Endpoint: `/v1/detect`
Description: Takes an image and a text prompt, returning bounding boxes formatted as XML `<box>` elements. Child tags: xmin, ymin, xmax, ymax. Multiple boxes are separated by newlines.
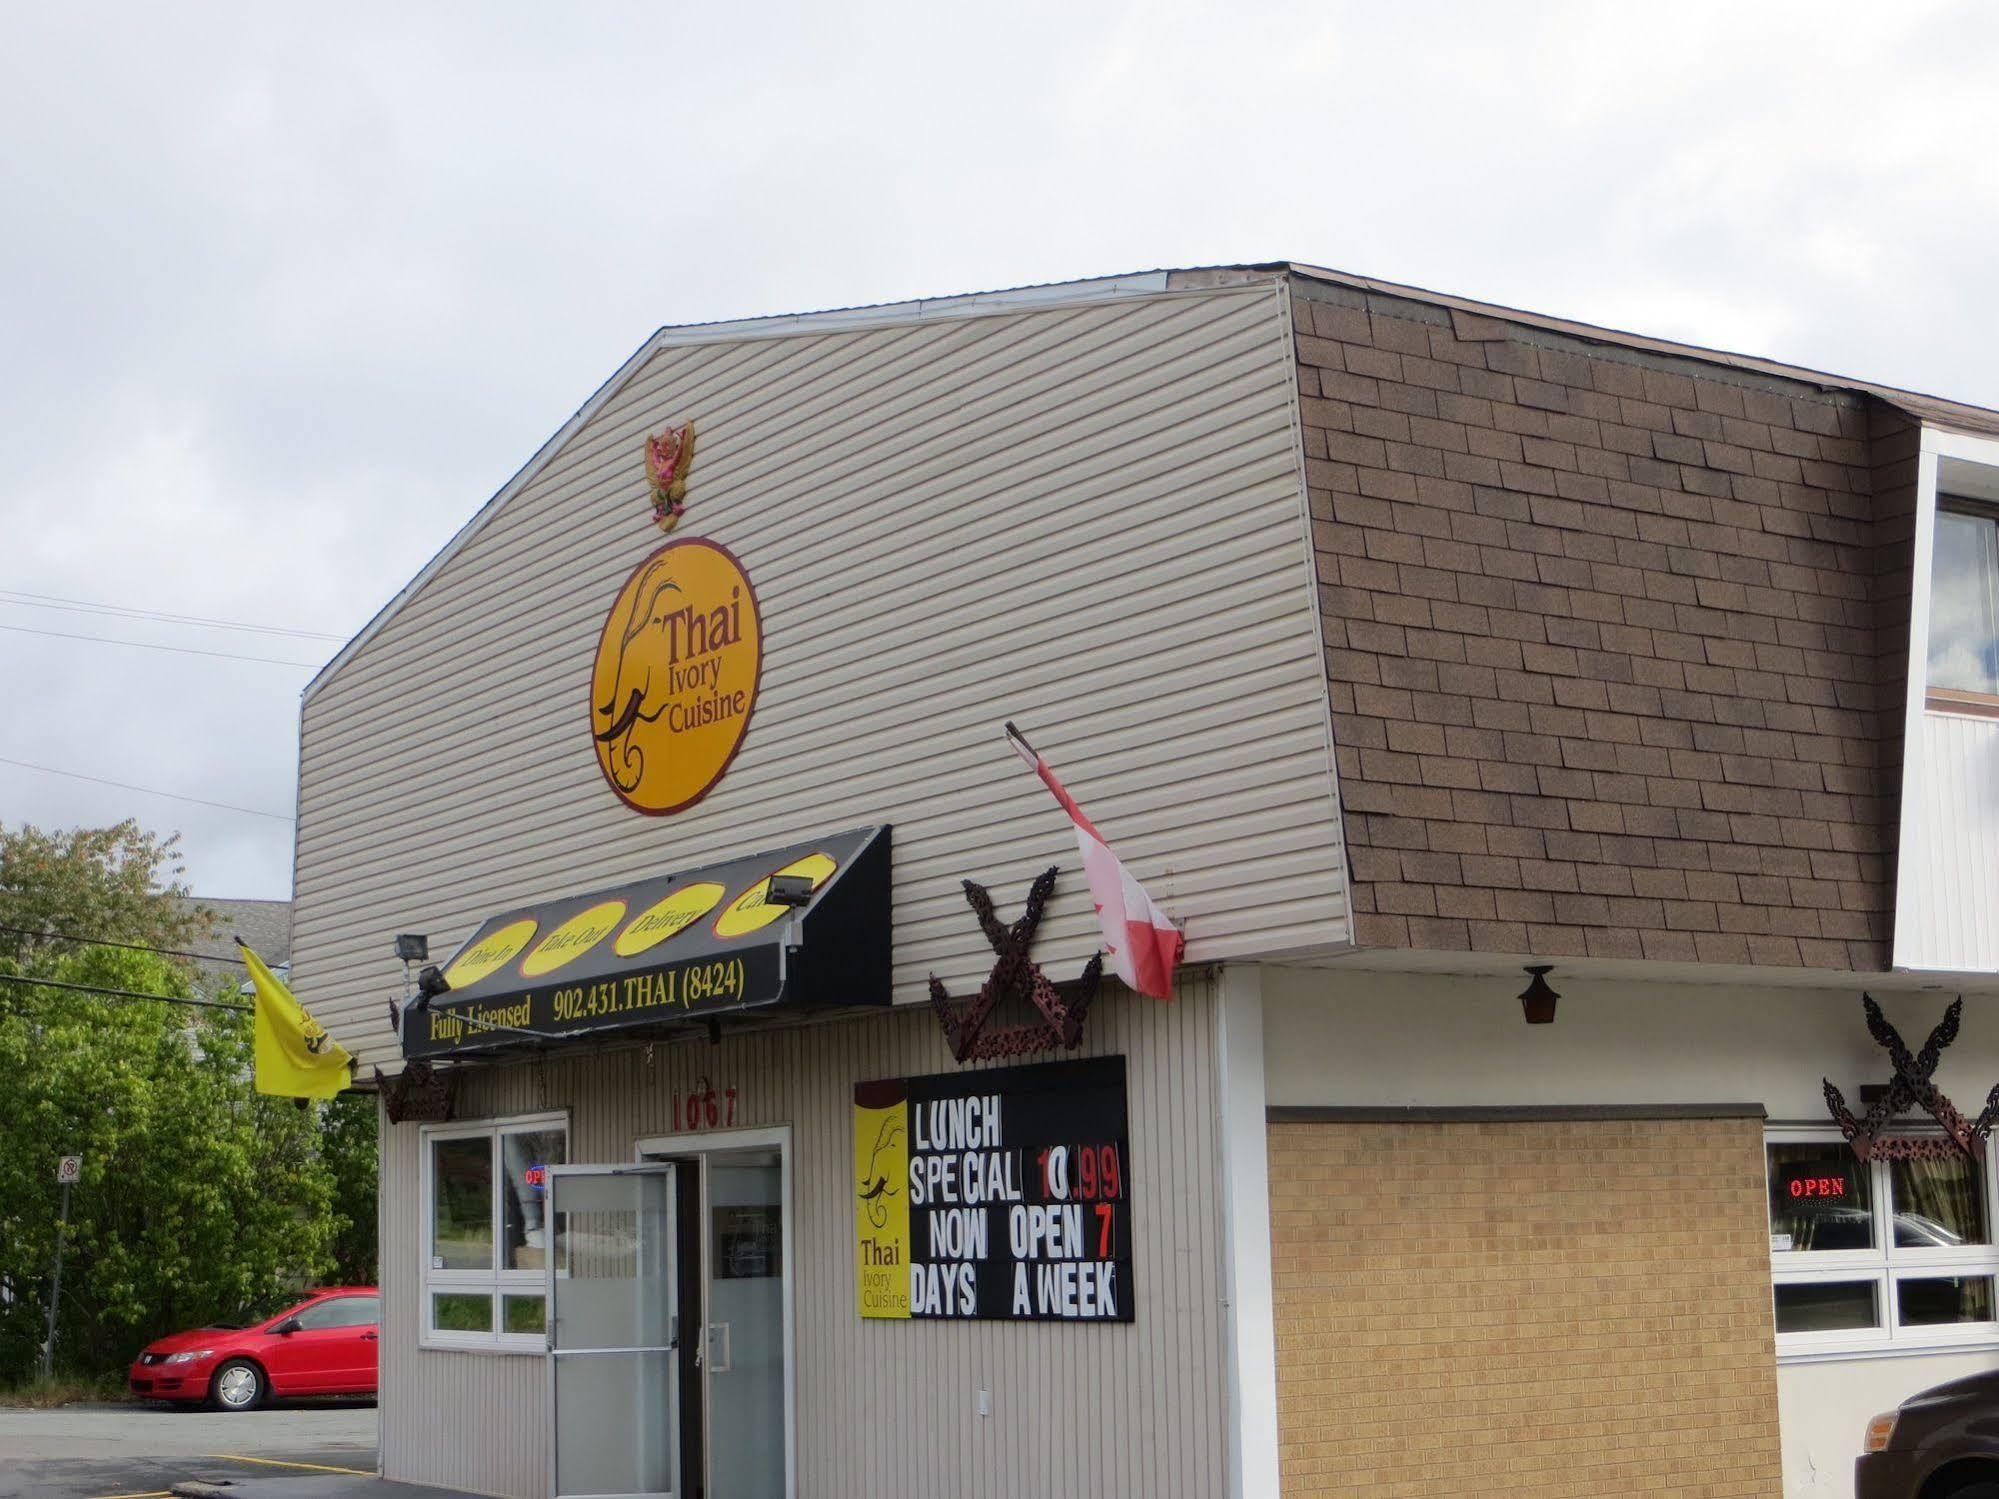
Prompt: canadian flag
<box><xmin>1007</xmin><ymin>722</ymin><xmax>1184</xmax><ymax>999</ymax></box>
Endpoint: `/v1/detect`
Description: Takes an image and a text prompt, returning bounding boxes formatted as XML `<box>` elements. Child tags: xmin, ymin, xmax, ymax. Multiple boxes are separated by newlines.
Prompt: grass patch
<box><xmin>0</xmin><ymin>1372</ymin><xmax>128</xmax><ymax>1407</ymax></box>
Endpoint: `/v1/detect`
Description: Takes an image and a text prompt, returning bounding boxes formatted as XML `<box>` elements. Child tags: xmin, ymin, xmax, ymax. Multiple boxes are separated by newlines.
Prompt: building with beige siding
<box><xmin>294</xmin><ymin>265</ymin><xmax>1999</xmax><ymax>1498</ymax></box>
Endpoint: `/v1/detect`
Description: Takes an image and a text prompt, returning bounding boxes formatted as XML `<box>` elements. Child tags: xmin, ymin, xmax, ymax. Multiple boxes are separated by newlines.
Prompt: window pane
<box><xmin>1928</xmin><ymin>509</ymin><xmax>1999</xmax><ymax>695</ymax></box>
<box><xmin>504</xmin><ymin>1295</ymin><xmax>547</xmax><ymax>1335</ymax></box>
<box><xmin>1775</xmin><ymin>1279</ymin><xmax>1880</xmax><ymax>1334</ymax></box>
<box><xmin>1898</xmin><ymin>1276</ymin><xmax>1996</xmax><ymax>1327</ymax></box>
<box><xmin>1767</xmin><ymin>1143</ymin><xmax>1871</xmax><ymax>1251</ymax></box>
<box><xmin>298</xmin><ymin>1296</ymin><xmax>378</xmax><ymax>1330</ymax></box>
<box><xmin>1890</xmin><ymin>1155</ymin><xmax>1989</xmax><ymax>1247</ymax></box>
<box><xmin>432</xmin><ymin>1292</ymin><xmax>493</xmax><ymax>1333</ymax></box>
<box><xmin>432</xmin><ymin>1136</ymin><xmax>494</xmax><ymax>1270</ymax></box>
<box><xmin>502</xmin><ymin>1127</ymin><xmax>566</xmax><ymax>1271</ymax></box>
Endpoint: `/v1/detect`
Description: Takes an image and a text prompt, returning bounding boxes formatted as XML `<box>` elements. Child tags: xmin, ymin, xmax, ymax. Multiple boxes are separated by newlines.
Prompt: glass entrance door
<box><xmin>704</xmin><ymin>1151</ymin><xmax>786</xmax><ymax>1499</ymax></box>
<box><xmin>547</xmin><ymin>1165</ymin><xmax>679</xmax><ymax>1499</ymax></box>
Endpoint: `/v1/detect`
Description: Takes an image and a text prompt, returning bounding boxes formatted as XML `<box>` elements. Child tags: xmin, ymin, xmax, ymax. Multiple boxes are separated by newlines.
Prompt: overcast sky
<box><xmin>3</xmin><ymin>0</ymin><xmax>1996</xmax><ymax>900</ymax></box>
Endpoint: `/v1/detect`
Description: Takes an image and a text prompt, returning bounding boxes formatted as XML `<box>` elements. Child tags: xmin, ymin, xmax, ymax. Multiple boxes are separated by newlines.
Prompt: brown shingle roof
<box><xmin>1291</xmin><ymin>271</ymin><xmax>1915</xmax><ymax>970</ymax></box>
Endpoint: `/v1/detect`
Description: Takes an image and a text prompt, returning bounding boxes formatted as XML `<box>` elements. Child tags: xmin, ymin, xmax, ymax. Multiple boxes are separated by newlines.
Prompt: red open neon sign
<box><xmin>1778</xmin><ymin>1160</ymin><xmax>1856</xmax><ymax>1206</ymax></box>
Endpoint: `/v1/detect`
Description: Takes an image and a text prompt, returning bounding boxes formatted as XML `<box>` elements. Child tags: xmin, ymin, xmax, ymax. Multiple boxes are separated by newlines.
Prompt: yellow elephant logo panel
<box><xmin>852</xmin><ymin>1081</ymin><xmax>911</xmax><ymax>1319</ymax></box>
<box><xmin>589</xmin><ymin>538</ymin><xmax>762</xmax><ymax>815</ymax></box>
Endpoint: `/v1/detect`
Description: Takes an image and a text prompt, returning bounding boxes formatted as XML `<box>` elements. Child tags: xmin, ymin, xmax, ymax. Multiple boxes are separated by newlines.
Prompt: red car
<box><xmin>128</xmin><ymin>1287</ymin><xmax>379</xmax><ymax>1410</ymax></box>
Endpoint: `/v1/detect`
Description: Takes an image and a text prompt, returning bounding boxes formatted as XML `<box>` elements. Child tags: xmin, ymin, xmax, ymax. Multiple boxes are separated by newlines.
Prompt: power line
<box><xmin>0</xmin><ymin>972</ymin><xmax>247</xmax><ymax>1012</ymax></box>
<box><xmin>0</xmin><ymin>620</ymin><xmax>320</xmax><ymax>668</ymax></box>
<box><xmin>0</xmin><ymin>590</ymin><xmax>346</xmax><ymax>642</ymax></box>
<box><xmin>0</xmin><ymin>756</ymin><xmax>295</xmax><ymax>821</ymax></box>
<box><xmin>0</xmin><ymin>924</ymin><xmax>251</xmax><ymax>967</ymax></box>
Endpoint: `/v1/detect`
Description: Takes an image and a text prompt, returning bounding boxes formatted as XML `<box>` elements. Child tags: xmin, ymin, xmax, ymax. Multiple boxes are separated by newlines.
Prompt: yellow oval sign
<box><xmin>520</xmin><ymin>900</ymin><xmax>628</xmax><ymax>979</ymax></box>
<box><xmin>590</xmin><ymin>538</ymin><xmax>762</xmax><ymax>815</ymax></box>
<box><xmin>714</xmin><ymin>853</ymin><xmax>838</xmax><ymax>939</ymax></box>
<box><xmin>614</xmin><ymin>882</ymin><xmax>727</xmax><ymax>958</ymax></box>
<box><xmin>443</xmin><ymin>918</ymin><xmax>539</xmax><ymax>990</ymax></box>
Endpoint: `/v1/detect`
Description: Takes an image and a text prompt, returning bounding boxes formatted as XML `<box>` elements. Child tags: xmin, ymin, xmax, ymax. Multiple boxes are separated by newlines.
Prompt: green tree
<box><xmin>0</xmin><ymin>821</ymin><xmax>375</xmax><ymax>1383</ymax></box>
<box><xmin>0</xmin><ymin>821</ymin><xmax>201</xmax><ymax>963</ymax></box>
<box><xmin>321</xmin><ymin>1092</ymin><xmax>380</xmax><ymax>1285</ymax></box>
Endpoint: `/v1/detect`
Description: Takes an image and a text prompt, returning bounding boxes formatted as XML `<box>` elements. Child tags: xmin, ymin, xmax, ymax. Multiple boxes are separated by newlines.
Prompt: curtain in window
<box><xmin>1892</xmin><ymin>1155</ymin><xmax>1987</xmax><ymax>1247</ymax></box>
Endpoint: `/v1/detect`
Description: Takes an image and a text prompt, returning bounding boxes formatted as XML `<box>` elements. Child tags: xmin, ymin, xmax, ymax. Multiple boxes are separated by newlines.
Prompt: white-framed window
<box><xmin>1768</xmin><ymin>1127</ymin><xmax>1999</xmax><ymax>1359</ymax></box>
<box><xmin>1926</xmin><ymin>498</ymin><xmax>1999</xmax><ymax>713</ymax></box>
<box><xmin>420</xmin><ymin>1112</ymin><xmax>568</xmax><ymax>1351</ymax></box>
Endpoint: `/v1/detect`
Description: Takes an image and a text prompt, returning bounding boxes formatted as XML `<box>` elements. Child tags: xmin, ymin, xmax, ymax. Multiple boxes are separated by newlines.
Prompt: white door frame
<box><xmin>633</xmin><ymin>1124</ymin><xmax>795</xmax><ymax>1499</ymax></box>
<box><xmin>544</xmin><ymin>1161</ymin><xmax>681</xmax><ymax>1499</ymax></box>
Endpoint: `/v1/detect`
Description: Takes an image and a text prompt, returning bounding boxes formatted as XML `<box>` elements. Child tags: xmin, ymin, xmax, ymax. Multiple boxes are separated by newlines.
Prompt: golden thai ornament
<box><xmin>644</xmin><ymin>421</ymin><xmax>697</xmax><ymax>533</ymax></box>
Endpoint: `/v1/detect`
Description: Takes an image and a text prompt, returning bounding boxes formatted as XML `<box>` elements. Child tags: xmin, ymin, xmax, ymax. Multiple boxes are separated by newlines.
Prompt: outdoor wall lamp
<box><xmin>1519</xmin><ymin>964</ymin><xmax>1560</xmax><ymax>1024</ymax></box>
<box><xmin>766</xmin><ymin>873</ymin><xmax>815</xmax><ymax>907</ymax></box>
<box><xmin>392</xmin><ymin>934</ymin><xmax>435</xmax><ymax>1036</ymax></box>
<box><xmin>414</xmin><ymin>964</ymin><xmax>450</xmax><ymax>1009</ymax></box>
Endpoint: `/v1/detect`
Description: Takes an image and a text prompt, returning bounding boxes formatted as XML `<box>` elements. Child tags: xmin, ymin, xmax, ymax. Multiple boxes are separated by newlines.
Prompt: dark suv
<box><xmin>1857</xmin><ymin>1368</ymin><xmax>1999</xmax><ymax>1498</ymax></box>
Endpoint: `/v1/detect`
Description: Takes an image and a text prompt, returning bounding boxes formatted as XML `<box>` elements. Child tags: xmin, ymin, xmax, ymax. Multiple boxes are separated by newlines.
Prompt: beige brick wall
<box><xmin>1269</xmin><ymin>1116</ymin><xmax>1782</xmax><ymax>1496</ymax></box>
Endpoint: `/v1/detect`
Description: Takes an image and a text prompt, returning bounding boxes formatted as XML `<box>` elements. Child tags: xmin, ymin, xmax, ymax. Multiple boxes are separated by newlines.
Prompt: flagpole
<box><xmin>999</xmin><ymin>717</ymin><xmax>1185</xmax><ymax>1001</ymax></box>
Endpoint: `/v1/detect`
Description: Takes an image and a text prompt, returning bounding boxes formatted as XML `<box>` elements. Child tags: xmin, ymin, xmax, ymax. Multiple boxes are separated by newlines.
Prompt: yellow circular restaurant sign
<box><xmin>614</xmin><ymin>882</ymin><xmax>726</xmax><ymax>958</ymax></box>
<box><xmin>442</xmin><ymin>918</ymin><xmax>539</xmax><ymax>990</ymax></box>
<box><xmin>521</xmin><ymin>900</ymin><xmax>628</xmax><ymax>979</ymax></box>
<box><xmin>589</xmin><ymin>539</ymin><xmax>762</xmax><ymax>815</ymax></box>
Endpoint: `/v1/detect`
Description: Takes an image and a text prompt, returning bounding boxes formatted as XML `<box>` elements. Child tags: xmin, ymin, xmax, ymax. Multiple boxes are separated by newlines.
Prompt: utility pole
<box><xmin>42</xmin><ymin>1154</ymin><xmax>80</xmax><ymax>1380</ymax></box>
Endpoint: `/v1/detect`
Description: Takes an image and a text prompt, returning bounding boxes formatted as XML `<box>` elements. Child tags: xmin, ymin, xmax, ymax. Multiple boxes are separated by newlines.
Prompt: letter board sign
<box><xmin>852</xmin><ymin>1055</ymin><xmax>1133</xmax><ymax>1323</ymax></box>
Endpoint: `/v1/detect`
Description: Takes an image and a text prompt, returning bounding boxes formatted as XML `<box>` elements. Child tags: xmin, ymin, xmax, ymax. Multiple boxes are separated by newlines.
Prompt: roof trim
<box><xmin>301</xmin><ymin>269</ymin><xmax>1184</xmax><ymax>704</ymax></box>
<box><xmin>1283</xmin><ymin>259</ymin><xmax>1999</xmax><ymax>439</ymax></box>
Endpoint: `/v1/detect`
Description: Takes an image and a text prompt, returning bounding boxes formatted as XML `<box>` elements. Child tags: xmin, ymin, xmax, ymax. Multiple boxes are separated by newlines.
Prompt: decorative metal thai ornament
<box><xmin>644</xmin><ymin>421</ymin><xmax>697</xmax><ymax>533</ymax></box>
<box><xmin>928</xmin><ymin>867</ymin><xmax>1103</xmax><ymax>1063</ymax></box>
<box><xmin>1822</xmin><ymin>995</ymin><xmax>1999</xmax><ymax>1162</ymax></box>
<box><xmin>377</xmin><ymin>1059</ymin><xmax>456</xmax><ymax>1124</ymax></box>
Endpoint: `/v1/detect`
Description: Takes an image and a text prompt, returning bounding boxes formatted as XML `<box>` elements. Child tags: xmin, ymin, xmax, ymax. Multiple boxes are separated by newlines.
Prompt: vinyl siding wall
<box><xmin>1897</xmin><ymin>708</ymin><xmax>1999</xmax><ymax>970</ymax></box>
<box><xmin>294</xmin><ymin>282</ymin><xmax>1346</xmax><ymax>1075</ymax></box>
<box><xmin>379</xmin><ymin>978</ymin><xmax>1229</xmax><ymax>1499</ymax></box>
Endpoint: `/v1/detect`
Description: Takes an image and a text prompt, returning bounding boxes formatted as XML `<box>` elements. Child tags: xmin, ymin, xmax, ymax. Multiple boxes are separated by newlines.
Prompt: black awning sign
<box><xmin>403</xmin><ymin>825</ymin><xmax>889</xmax><ymax>1060</ymax></box>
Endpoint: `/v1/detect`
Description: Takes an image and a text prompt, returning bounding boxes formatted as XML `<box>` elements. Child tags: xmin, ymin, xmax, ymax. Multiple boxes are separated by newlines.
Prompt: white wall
<box><xmin>1261</xmin><ymin>965</ymin><xmax>1999</xmax><ymax>1122</ymax></box>
<box><xmin>1780</xmin><ymin>1351</ymin><xmax>1996</xmax><ymax>1497</ymax></box>
<box><xmin>1892</xmin><ymin>432</ymin><xmax>1999</xmax><ymax>974</ymax></box>
<box><xmin>1899</xmin><ymin>708</ymin><xmax>1999</xmax><ymax>972</ymax></box>
<box><xmin>1262</xmin><ymin>963</ymin><xmax>1999</xmax><ymax>1498</ymax></box>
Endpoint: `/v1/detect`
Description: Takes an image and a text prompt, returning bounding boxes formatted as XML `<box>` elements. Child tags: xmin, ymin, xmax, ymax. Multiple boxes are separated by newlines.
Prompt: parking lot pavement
<box><xmin>0</xmin><ymin>1400</ymin><xmax>376</xmax><ymax>1499</ymax></box>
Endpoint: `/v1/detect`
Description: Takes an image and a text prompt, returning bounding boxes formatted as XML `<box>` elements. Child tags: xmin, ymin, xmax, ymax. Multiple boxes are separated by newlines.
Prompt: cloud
<box><xmin>3</xmin><ymin>0</ymin><xmax>1997</xmax><ymax>895</ymax></box>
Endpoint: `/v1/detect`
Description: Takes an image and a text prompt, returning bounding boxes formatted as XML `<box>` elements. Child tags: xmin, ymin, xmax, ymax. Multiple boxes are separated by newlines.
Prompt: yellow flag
<box><xmin>238</xmin><ymin>940</ymin><xmax>351</xmax><ymax>1099</ymax></box>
